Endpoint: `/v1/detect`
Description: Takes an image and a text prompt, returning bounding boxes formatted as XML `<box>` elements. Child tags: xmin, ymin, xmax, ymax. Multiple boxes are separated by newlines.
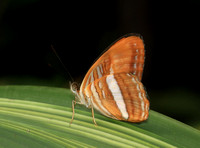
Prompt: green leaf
<box><xmin>0</xmin><ymin>85</ymin><xmax>200</xmax><ymax>148</ymax></box>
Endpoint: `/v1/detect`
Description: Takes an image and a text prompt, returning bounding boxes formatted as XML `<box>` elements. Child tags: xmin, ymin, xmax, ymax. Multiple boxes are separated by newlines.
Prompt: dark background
<box><xmin>0</xmin><ymin>0</ymin><xmax>200</xmax><ymax>128</ymax></box>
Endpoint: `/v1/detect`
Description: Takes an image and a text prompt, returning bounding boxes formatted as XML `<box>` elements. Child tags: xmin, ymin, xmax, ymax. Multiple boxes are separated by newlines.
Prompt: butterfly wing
<box><xmin>80</xmin><ymin>35</ymin><xmax>145</xmax><ymax>95</ymax></box>
<box><xmin>77</xmin><ymin>34</ymin><xmax>149</xmax><ymax>121</ymax></box>
<box><xmin>84</xmin><ymin>73</ymin><xmax>149</xmax><ymax>122</ymax></box>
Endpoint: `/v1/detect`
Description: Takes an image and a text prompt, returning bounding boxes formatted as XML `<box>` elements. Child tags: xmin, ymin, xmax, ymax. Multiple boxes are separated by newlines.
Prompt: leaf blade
<box><xmin>0</xmin><ymin>85</ymin><xmax>200</xmax><ymax>148</ymax></box>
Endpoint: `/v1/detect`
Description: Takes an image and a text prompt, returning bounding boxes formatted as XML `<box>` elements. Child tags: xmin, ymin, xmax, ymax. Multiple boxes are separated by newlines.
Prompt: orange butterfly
<box><xmin>70</xmin><ymin>34</ymin><xmax>149</xmax><ymax>125</ymax></box>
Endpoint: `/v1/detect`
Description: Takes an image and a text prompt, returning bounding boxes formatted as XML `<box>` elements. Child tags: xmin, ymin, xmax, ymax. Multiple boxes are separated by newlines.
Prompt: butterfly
<box><xmin>70</xmin><ymin>34</ymin><xmax>149</xmax><ymax>125</ymax></box>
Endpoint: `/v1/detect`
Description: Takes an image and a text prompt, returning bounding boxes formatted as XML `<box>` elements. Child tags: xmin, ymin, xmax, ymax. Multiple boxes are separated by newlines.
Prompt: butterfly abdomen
<box><xmin>84</xmin><ymin>73</ymin><xmax>149</xmax><ymax>122</ymax></box>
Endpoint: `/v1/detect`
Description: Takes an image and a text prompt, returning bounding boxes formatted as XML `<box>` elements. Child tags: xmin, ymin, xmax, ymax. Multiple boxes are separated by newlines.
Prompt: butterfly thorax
<box><xmin>70</xmin><ymin>82</ymin><xmax>91</xmax><ymax>108</ymax></box>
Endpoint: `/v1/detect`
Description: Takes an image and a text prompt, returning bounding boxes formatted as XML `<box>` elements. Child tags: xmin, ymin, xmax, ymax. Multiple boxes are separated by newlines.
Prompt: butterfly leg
<box><xmin>69</xmin><ymin>100</ymin><xmax>76</xmax><ymax>125</ymax></box>
<box><xmin>91</xmin><ymin>102</ymin><xmax>97</xmax><ymax>126</ymax></box>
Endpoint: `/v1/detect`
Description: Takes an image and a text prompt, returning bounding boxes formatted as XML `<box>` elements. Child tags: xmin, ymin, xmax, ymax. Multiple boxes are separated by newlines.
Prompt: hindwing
<box><xmin>84</xmin><ymin>73</ymin><xmax>149</xmax><ymax>122</ymax></box>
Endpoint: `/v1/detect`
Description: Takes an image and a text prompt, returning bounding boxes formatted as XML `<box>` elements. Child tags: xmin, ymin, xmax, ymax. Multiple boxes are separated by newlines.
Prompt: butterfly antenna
<box><xmin>51</xmin><ymin>45</ymin><xmax>74</xmax><ymax>82</ymax></box>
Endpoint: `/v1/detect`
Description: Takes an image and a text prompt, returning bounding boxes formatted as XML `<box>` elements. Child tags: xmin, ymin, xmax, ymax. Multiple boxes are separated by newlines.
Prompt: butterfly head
<box><xmin>70</xmin><ymin>81</ymin><xmax>79</xmax><ymax>93</ymax></box>
<box><xmin>70</xmin><ymin>81</ymin><xmax>81</xmax><ymax>100</ymax></box>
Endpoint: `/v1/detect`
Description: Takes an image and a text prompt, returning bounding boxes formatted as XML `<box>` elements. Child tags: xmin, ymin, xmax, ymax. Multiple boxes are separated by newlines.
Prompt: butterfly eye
<box><xmin>70</xmin><ymin>82</ymin><xmax>79</xmax><ymax>94</ymax></box>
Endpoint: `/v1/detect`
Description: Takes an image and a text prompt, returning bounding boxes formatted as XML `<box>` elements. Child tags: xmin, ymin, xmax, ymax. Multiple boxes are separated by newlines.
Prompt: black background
<box><xmin>0</xmin><ymin>0</ymin><xmax>200</xmax><ymax>127</ymax></box>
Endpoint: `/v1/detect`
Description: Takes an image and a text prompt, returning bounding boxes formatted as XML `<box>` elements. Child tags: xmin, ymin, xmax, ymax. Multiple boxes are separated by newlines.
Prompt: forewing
<box><xmin>80</xmin><ymin>35</ymin><xmax>145</xmax><ymax>93</ymax></box>
<box><xmin>84</xmin><ymin>73</ymin><xmax>149</xmax><ymax>122</ymax></box>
